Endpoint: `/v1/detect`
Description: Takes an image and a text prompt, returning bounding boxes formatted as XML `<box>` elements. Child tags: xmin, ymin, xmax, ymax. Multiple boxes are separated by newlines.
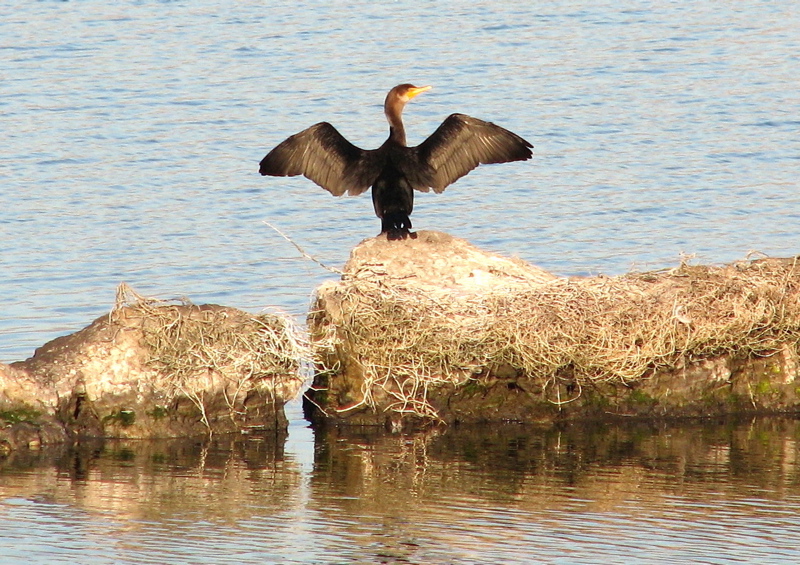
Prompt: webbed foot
<box><xmin>381</xmin><ymin>213</ymin><xmax>415</xmax><ymax>241</ymax></box>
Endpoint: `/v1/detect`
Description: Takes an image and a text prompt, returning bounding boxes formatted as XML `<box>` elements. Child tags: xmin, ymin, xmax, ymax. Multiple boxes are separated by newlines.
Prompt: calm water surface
<box><xmin>2</xmin><ymin>411</ymin><xmax>800</xmax><ymax>565</ymax></box>
<box><xmin>2</xmin><ymin>1</ymin><xmax>800</xmax><ymax>562</ymax></box>
<box><xmin>2</xmin><ymin>0</ymin><xmax>798</xmax><ymax>361</ymax></box>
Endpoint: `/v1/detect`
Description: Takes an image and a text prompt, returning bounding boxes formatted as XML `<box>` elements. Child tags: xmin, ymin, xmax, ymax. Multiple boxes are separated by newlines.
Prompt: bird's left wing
<box><xmin>259</xmin><ymin>122</ymin><xmax>381</xmax><ymax>196</ymax></box>
<box><xmin>414</xmin><ymin>114</ymin><xmax>533</xmax><ymax>193</ymax></box>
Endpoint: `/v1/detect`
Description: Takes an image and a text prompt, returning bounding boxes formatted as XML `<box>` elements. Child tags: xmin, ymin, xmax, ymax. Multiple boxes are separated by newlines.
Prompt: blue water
<box><xmin>1</xmin><ymin>1</ymin><xmax>800</xmax><ymax>562</ymax></box>
<box><xmin>2</xmin><ymin>1</ymin><xmax>798</xmax><ymax>363</ymax></box>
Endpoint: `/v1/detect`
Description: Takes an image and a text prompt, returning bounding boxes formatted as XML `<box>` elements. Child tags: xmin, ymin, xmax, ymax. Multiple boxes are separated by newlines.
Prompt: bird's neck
<box><xmin>385</xmin><ymin>107</ymin><xmax>407</xmax><ymax>146</ymax></box>
<box><xmin>388</xmin><ymin>125</ymin><xmax>407</xmax><ymax>146</ymax></box>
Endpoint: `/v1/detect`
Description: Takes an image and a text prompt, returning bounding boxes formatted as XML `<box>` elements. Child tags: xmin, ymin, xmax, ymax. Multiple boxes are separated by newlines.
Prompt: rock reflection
<box><xmin>299</xmin><ymin>419</ymin><xmax>799</xmax><ymax>563</ymax></box>
<box><xmin>0</xmin><ymin>432</ymin><xmax>302</xmax><ymax>522</ymax></box>
<box><xmin>311</xmin><ymin>418</ymin><xmax>800</xmax><ymax>514</ymax></box>
<box><xmin>0</xmin><ymin>419</ymin><xmax>800</xmax><ymax>536</ymax></box>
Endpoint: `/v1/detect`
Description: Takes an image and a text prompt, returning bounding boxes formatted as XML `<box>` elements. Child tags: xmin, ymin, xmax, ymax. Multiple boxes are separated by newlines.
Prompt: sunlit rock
<box><xmin>1</xmin><ymin>289</ymin><xmax>305</xmax><ymax>450</ymax></box>
<box><xmin>307</xmin><ymin>232</ymin><xmax>800</xmax><ymax>427</ymax></box>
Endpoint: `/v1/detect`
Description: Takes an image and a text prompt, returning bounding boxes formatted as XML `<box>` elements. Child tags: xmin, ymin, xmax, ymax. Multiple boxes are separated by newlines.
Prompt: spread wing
<box><xmin>414</xmin><ymin>114</ymin><xmax>533</xmax><ymax>193</ymax></box>
<box><xmin>259</xmin><ymin>122</ymin><xmax>382</xmax><ymax>196</ymax></box>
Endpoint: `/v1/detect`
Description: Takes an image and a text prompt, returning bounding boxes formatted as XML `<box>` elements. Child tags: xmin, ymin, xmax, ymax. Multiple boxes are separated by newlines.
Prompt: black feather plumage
<box><xmin>259</xmin><ymin>85</ymin><xmax>532</xmax><ymax>239</ymax></box>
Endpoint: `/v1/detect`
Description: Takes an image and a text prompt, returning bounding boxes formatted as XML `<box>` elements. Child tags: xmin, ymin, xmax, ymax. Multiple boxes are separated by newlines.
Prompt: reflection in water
<box><xmin>0</xmin><ymin>432</ymin><xmax>296</xmax><ymax>523</ymax></box>
<box><xmin>307</xmin><ymin>419</ymin><xmax>800</xmax><ymax>563</ymax></box>
<box><xmin>313</xmin><ymin>419</ymin><xmax>800</xmax><ymax>508</ymax></box>
<box><xmin>5</xmin><ymin>419</ymin><xmax>795</xmax><ymax>563</ymax></box>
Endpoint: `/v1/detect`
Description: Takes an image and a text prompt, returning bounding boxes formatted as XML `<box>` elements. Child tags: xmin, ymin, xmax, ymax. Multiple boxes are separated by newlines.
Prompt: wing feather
<box><xmin>415</xmin><ymin>114</ymin><xmax>533</xmax><ymax>193</ymax></box>
<box><xmin>259</xmin><ymin>122</ymin><xmax>381</xmax><ymax>196</ymax></box>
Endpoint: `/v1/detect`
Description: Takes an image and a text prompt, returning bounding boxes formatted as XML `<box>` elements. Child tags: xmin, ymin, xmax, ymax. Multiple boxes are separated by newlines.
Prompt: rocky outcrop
<box><xmin>307</xmin><ymin>231</ymin><xmax>800</xmax><ymax>427</ymax></box>
<box><xmin>1</xmin><ymin>295</ymin><xmax>304</xmax><ymax>451</ymax></box>
<box><xmin>5</xmin><ymin>234</ymin><xmax>800</xmax><ymax>444</ymax></box>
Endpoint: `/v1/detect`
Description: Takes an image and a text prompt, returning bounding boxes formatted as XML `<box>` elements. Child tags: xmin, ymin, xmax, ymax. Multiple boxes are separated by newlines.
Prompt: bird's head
<box><xmin>384</xmin><ymin>84</ymin><xmax>431</xmax><ymax>119</ymax></box>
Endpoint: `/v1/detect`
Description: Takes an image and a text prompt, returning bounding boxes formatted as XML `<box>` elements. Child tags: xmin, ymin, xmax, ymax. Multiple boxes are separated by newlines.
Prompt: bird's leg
<box><xmin>403</xmin><ymin>215</ymin><xmax>417</xmax><ymax>239</ymax></box>
<box><xmin>381</xmin><ymin>212</ymin><xmax>415</xmax><ymax>240</ymax></box>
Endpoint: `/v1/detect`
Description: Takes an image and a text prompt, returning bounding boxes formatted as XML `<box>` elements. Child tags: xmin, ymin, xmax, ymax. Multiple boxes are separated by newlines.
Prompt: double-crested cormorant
<box><xmin>259</xmin><ymin>84</ymin><xmax>533</xmax><ymax>239</ymax></box>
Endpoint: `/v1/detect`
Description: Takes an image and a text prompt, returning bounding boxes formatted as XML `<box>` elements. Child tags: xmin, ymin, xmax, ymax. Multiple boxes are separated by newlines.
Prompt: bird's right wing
<box><xmin>415</xmin><ymin>114</ymin><xmax>533</xmax><ymax>193</ymax></box>
<box><xmin>259</xmin><ymin>122</ymin><xmax>381</xmax><ymax>196</ymax></box>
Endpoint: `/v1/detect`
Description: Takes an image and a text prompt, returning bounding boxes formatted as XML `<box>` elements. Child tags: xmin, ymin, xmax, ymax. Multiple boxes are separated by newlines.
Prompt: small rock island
<box><xmin>1</xmin><ymin>286</ymin><xmax>304</xmax><ymax>452</ymax></box>
<box><xmin>3</xmin><ymin>232</ymin><xmax>800</xmax><ymax>451</ymax></box>
<box><xmin>307</xmin><ymin>231</ymin><xmax>800</xmax><ymax>428</ymax></box>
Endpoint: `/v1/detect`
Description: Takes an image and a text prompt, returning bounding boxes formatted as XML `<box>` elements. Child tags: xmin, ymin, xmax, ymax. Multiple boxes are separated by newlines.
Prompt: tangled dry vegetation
<box><xmin>114</xmin><ymin>284</ymin><xmax>306</xmax><ymax>424</ymax></box>
<box><xmin>314</xmin><ymin>256</ymin><xmax>800</xmax><ymax>419</ymax></box>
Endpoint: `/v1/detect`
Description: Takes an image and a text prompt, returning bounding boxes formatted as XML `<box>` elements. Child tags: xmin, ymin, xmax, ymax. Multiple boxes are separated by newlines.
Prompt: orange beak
<box><xmin>407</xmin><ymin>85</ymin><xmax>432</xmax><ymax>99</ymax></box>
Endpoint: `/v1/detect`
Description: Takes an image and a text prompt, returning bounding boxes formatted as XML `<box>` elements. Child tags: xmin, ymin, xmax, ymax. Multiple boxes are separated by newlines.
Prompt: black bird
<box><xmin>259</xmin><ymin>84</ymin><xmax>533</xmax><ymax>240</ymax></box>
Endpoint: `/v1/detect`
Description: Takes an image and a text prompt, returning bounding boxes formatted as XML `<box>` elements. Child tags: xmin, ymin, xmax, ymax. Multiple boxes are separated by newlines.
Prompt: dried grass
<box><xmin>113</xmin><ymin>284</ymin><xmax>306</xmax><ymax>427</ymax></box>
<box><xmin>313</xmin><ymin>257</ymin><xmax>800</xmax><ymax>420</ymax></box>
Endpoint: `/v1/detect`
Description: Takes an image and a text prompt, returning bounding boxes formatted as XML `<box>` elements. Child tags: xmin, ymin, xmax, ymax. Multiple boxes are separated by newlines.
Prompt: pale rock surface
<box><xmin>1</xmin><ymin>303</ymin><xmax>303</xmax><ymax>451</ymax></box>
<box><xmin>307</xmin><ymin>230</ymin><xmax>559</xmax><ymax>426</ymax></box>
<box><xmin>343</xmin><ymin>230</ymin><xmax>556</xmax><ymax>294</ymax></box>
